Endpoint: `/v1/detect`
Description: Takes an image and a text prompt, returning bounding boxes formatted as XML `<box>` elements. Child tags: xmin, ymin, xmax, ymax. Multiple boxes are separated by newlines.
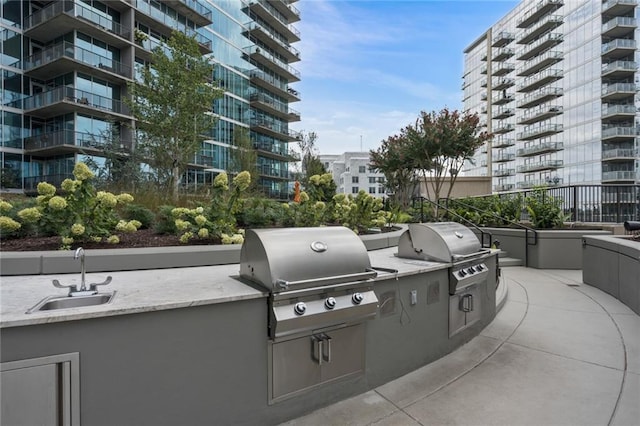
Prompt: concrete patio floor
<box><xmin>280</xmin><ymin>267</ymin><xmax>640</xmax><ymax>426</ymax></box>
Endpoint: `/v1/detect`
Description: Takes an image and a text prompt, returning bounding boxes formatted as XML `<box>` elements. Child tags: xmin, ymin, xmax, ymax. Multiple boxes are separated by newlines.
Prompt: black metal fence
<box><xmin>490</xmin><ymin>185</ymin><xmax>639</xmax><ymax>223</ymax></box>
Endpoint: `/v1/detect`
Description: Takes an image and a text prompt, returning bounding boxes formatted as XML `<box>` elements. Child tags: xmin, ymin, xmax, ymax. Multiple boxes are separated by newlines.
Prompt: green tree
<box><xmin>127</xmin><ymin>30</ymin><xmax>223</xmax><ymax>201</ymax></box>
<box><xmin>405</xmin><ymin>108</ymin><xmax>491</xmax><ymax>215</ymax></box>
<box><xmin>229</xmin><ymin>126</ymin><xmax>258</xmax><ymax>190</ymax></box>
<box><xmin>295</xmin><ymin>131</ymin><xmax>326</xmax><ymax>188</ymax></box>
<box><xmin>369</xmin><ymin>134</ymin><xmax>417</xmax><ymax>209</ymax></box>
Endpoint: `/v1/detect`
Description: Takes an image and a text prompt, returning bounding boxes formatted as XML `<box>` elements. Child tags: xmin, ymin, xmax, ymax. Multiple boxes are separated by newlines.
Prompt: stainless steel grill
<box><xmin>397</xmin><ymin>222</ymin><xmax>492</xmax><ymax>337</ymax></box>
<box><xmin>239</xmin><ymin>226</ymin><xmax>379</xmax><ymax>402</ymax></box>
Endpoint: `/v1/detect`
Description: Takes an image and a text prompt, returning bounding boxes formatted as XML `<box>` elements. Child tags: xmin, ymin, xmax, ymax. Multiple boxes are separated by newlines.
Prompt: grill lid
<box><xmin>397</xmin><ymin>222</ymin><xmax>482</xmax><ymax>262</ymax></box>
<box><xmin>239</xmin><ymin>227</ymin><xmax>375</xmax><ymax>292</ymax></box>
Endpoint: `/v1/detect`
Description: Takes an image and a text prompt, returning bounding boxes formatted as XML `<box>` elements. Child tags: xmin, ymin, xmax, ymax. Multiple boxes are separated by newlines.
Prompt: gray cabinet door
<box><xmin>271</xmin><ymin>335</ymin><xmax>322</xmax><ymax>400</ymax></box>
<box><xmin>321</xmin><ymin>323</ymin><xmax>365</xmax><ymax>382</ymax></box>
<box><xmin>1</xmin><ymin>353</ymin><xmax>80</xmax><ymax>426</ymax></box>
<box><xmin>1</xmin><ymin>363</ymin><xmax>59</xmax><ymax>426</ymax></box>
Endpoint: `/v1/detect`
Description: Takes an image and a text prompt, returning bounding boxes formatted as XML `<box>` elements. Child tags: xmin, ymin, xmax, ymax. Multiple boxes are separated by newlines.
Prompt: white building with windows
<box><xmin>319</xmin><ymin>152</ymin><xmax>387</xmax><ymax>198</ymax></box>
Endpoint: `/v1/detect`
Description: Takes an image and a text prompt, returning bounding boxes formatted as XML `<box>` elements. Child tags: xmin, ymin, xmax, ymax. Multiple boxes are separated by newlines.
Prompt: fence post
<box><xmin>572</xmin><ymin>185</ymin><xmax>578</xmax><ymax>222</ymax></box>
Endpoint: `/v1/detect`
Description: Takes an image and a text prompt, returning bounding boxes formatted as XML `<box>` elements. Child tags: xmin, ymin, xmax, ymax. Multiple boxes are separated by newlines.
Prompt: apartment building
<box><xmin>0</xmin><ymin>0</ymin><xmax>300</xmax><ymax>200</ymax></box>
<box><xmin>320</xmin><ymin>152</ymin><xmax>387</xmax><ymax>198</ymax></box>
<box><xmin>463</xmin><ymin>0</ymin><xmax>639</xmax><ymax>217</ymax></box>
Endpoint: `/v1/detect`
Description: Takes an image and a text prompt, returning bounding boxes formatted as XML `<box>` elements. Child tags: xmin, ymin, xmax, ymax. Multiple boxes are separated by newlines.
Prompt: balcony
<box><xmin>601</xmin><ymin>60</ymin><xmax>638</xmax><ymax>78</ymax></box>
<box><xmin>493</xmin><ymin>137</ymin><xmax>515</xmax><ymax>148</ymax></box>
<box><xmin>24</xmin><ymin>0</ymin><xmax>130</xmax><ymax>46</ymax></box>
<box><xmin>245</xmin><ymin>0</ymin><xmax>301</xmax><ymax>42</ymax></box>
<box><xmin>258</xmin><ymin>164</ymin><xmax>291</xmax><ymax>180</ymax></box>
<box><xmin>21</xmin><ymin>86</ymin><xmax>130</xmax><ymax>119</ymax></box>
<box><xmin>517</xmin><ymin>33</ymin><xmax>563</xmax><ymax>61</ymax></box>
<box><xmin>517</xmin><ymin>15</ymin><xmax>563</xmax><ymax>45</ymax></box>
<box><xmin>493</xmin><ymin>47</ymin><xmax>515</xmax><ymax>61</ymax></box>
<box><xmin>493</xmin><ymin>107</ymin><xmax>515</xmax><ymax>119</ymax></box>
<box><xmin>518</xmin><ymin>123</ymin><xmax>563</xmax><ymax>140</ymax></box>
<box><xmin>493</xmin><ymin>122</ymin><xmax>515</xmax><ymax>134</ymax></box>
<box><xmin>243</xmin><ymin>22</ymin><xmax>300</xmax><ymax>63</ymax></box>
<box><xmin>602</xmin><ymin>126</ymin><xmax>637</xmax><ymax>141</ymax></box>
<box><xmin>493</xmin><ymin>183</ymin><xmax>515</xmax><ymax>191</ymax></box>
<box><xmin>163</xmin><ymin>0</ymin><xmax>213</xmax><ymax>26</ymax></box>
<box><xmin>517</xmin><ymin>160</ymin><xmax>563</xmax><ymax>173</ymax></box>
<box><xmin>492</xmin><ymin>93</ymin><xmax>515</xmax><ymax>105</ymax></box>
<box><xmin>602</xmin><ymin>147</ymin><xmax>638</xmax><ymax>161</ymax></box>
<box><xmin>23</xmin><ymin>129</ymin><xmax>130</xmax><ymax>156</ymax></box>
<box><xmin>518</xmin><ymin>104</ymin><xmax>562</xmax><ymax>125</ymax></box>
<box><xmin>602</xmin><ymin>0</ymin><xmax>638</xmax><ymax>15</ymax></box>
<box><xmin>492</xmin><ymin>77</ymin><xmax>515</xmax><ymax>90</ymax></box>
<box><xmin>517</xmin><ymin>0</ymin><xmax>563</xmax><ymax>29</ymax></box>
<box><xmin>267</xmin><ymin>0</ymin><xmax>301</xmax><ymax>23</ymax></box>
<box><xmin>250</xmin><ymin>118</ymin><xmax>301</xmax><ymax>141</ymax></box>
<box><xmin>602</xmin><ymin>17</ymin><xmax>637</xmax><ymax>38</ymax></box>
<box><xmin>517</xmin><ymin>178</ymin><xmax>563</xmax><ymax>188</ymax></box>
<box><xmin>493</xmin><ymin>168</ymin><xmax>515</xmax><ymax>177</ymax></box>
<box><xmin>601</xmin><ymin>39</ymin><xmax>637</xmax><ymax>60</ymax></box>
<box><xmin>481</xmin><ymin>65</ymin><xmax>488</xmax><ymax>74</ymax></box>
<box><xmin>494</xmin><ymin>153</ymin><xmax>516</xmax><ymax>162</ymax></box>
<box><xmin>249</xmin><ymin>93</ymin><xmax>300</xmax><ymax>122</ymax></box>
<box><xmin>517</xmin><ymin>87</ymin><xmax>563</xmax><ymax>109</ymax></box>
<box><xmin>602</xmin><ymin>170</ymin><xmax>637</xmax><ymax>181</ymax></box>
<box><xmin>492</xmin><ymin>31</ymin><xmax>515</xmax><ymax>47</ymax></box>
<box><xmin>493</xmin><ymin>62</ymin><xmax>515</xmax><ymax>76</ymax></box>
<box><xmin>253</xmin><ymin>141</ymin><xmax>295</xmax><ymax>161</ymax></box>
<box><xmin>517</xmin><ymin>141</ymin><xmax>563</xmax><ymax>157</ymax></box>
<box><xmin>244</xmin><ymin>45</ymin><xmax>301</xmax><ymax>81</ymax></box>
<box><xmin>481</xmin><ymin>79</ymin><xmax>488</xmax><ymax>88</ymax></box>
<box><xmin>601</xmin><ymin>82</ymin><xmax>638</xmax><ymax>100</ymax></box>
<box><xmin>22</xmin><ymin>41</ymin><xmax>131</xmax><ymax>83</ymax></box>
<box><xmin>517</xmin><ymin>51</ymin><xmax>563</xmax><ymax>76</ymax></box>
<box><xmin>248</xmin><ymin>70</ymin><xmax>300</xmax><ymax>102</ymax></box>
<box><xmin>481</xmin><ymin>52</ymin><xmax>488</xmax><ymax>62</ymax></box>
<box><xmin>601</xmin><ymin>104</ymin><xmax>636</xmax><ymax>120</ymax></box>
<box><xmin>516</xmin><ymin>68</ymin><xmax>563</xmax><ymax>92</ymax></box>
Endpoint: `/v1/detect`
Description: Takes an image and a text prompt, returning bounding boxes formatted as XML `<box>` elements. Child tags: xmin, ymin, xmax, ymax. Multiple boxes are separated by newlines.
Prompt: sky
<box><xmin>293</xmin><ymin>0</ymin><xmax>519</xmax><ymax>155</ymax></box>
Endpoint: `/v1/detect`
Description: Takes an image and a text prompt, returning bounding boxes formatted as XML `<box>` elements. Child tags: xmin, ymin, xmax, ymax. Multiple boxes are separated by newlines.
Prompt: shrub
<box><xmin>332</xmin><ymin>191</ymin><xmax>386</xmax><ymax>234</ymax></box>
<box><xmin>15</xmin><ymin>162</ymin><xmax>139</xmax><ymax>249</ymax></box>
<box><xmin>122</xmin><ymin>203</ymin><xmax>155</xmax><ymax>229</ymax></box>
<box><xmin>154</xmin><ymin>205</ymin><xmax>177</xmax><ymax>234</ymax></box>
<box><xmin>525</xmin><ymin>187</ymin><xmax>568</xmax><ymax>229</ymax></box>
<box><xmin>282</xmin><ymin>192</ymin><xmax>328</xmax><ymax>228</ymax></box>
<box><xmin>236</xmin><ymin>197</ymin><xmax>284</xmax><ymax>228</ymax></box>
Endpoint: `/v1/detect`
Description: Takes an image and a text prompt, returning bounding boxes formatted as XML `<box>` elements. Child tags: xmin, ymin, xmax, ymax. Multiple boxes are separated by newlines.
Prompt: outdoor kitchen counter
<box><xmin>0</xmin><ymin>247</ymin><xmax>457</xmax><ymax>329</ymax></box>
<box><xmin>0</xmin><ymin>263</ymin><xmax>267</xmax><ymax>328</ymax></box>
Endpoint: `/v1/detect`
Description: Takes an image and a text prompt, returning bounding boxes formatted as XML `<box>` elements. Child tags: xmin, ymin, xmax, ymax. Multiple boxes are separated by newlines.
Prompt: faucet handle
<box><xmin>88</xmin><ymin>276</ymin><xmax>112</xmax><ymax>292</ymax></box>
<box><xmin>52</xmin><ymin>279</ymin><xmax>80</xmax><ymax>294</ymax></box>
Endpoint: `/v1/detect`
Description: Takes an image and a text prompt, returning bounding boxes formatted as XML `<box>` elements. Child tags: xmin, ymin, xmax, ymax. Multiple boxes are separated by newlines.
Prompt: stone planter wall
<box><xmin>582</xmin><ymin>235</ymin><xmax>640</xmax><ymax>315</ymax></box>
<box><xmin>476</xmin><ymin>227</ymin><xmax>612</xmax><ymax>269</ymax></box>
<box><xmin>0</xmin><ymin>226</ymin><xmax>406</xmax><ymax>276</ymax></box>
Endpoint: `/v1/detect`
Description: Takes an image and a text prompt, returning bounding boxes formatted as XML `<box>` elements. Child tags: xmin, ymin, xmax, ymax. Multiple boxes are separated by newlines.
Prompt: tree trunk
<box><xmin>171</xmin><ymin>165</ymin><xmax>180</xmax><ymax>202</ymax></box>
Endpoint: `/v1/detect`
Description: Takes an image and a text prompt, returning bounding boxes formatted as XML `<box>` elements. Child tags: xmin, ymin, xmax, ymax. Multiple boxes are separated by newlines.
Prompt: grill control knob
<box><xmin>467</xmin><ymin>267</ymin><xmax>475</xmax><ymax>274</ymax></box>
<box><xmin>352</xmin><ymin>292</ymin><xmax>364</xmax><ymax>305</ymax></box>
<box><xmin>325</xmin><ymin>297</ymin><xmax>337</xmax><ymax>309</ymax></box>
<box><xmin>459</xmin><ymin>269</ymin><xmax>467</xmax><ymax>277</ymax></box>
<box><xmin>476</xmin><ymin>264</ymin><xmax>484</xmax><ymax>271</ymax></box>
<box><xmin>293</xmin><ymin>302</ymin><xmax>307</xmax><ymax>315</ymax></box>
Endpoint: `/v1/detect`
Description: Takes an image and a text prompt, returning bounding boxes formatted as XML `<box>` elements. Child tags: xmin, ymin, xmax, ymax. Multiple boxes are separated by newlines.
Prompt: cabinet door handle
<box><xmin>322</xmin><ymin>334</ymin><xmax>332</xmax><ymax>363</ymax></box>
<box><xmin>312</xmin><ymin>335</ymin><xmax>323</xmax><ymax>365</ymax></box>
<box><xmin>461</xmin><ymin>294</ymin><xmax>474</xmax><ymax>312</ymax></box>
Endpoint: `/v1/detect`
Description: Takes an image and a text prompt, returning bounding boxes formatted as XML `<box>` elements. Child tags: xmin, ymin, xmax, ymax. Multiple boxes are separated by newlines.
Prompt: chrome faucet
<box><xmin>53</xmin><ymin>247</ymin><xmax>112</xmax><ymax>297</ymax></box>
<box><xmin>74</xmin><ymin>247</ymin><xmax>86</xmax><ymax>292</ymax></box>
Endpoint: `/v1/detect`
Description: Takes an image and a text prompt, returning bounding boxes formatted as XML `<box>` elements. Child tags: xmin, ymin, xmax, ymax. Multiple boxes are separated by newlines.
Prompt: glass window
<box><xmin>369</xmin><ymin>187</ymin><xmax>375</xmax><ymax>194</ymax></box>
<box><xmin>352</xmin><ymin>176</ymin><xmax>358</xmax><ymax>183</ymax></box>
<box><xmin>359</xmin><ymin>165</ymin><xmax>366</xmax><ymax>173</ymax></box>
<box><xmin>351</xmin><ymin>186</ymin><xmax>358</xmax><ymax>194</ymax></box>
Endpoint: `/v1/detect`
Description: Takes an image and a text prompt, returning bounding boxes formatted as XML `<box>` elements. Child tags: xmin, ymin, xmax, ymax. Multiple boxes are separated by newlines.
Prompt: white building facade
<box><xmin>320</xmin><ymin>152</ymin><xmax>387</xmax><ymax>198</ymax></box>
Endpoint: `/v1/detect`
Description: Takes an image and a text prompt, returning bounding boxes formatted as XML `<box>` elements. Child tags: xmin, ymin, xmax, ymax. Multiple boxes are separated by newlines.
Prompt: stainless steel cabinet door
<box><xmin>271</xmin><ymin>335</ymin><xmax>322</xmax><ymax>400</ymax></box>
<box><xmin>320</xmin><ymin>323</ymin><xmax>365</xmax><ymax>383</ymax></box>
<box><xmin>1</xmin><ymin>363</ymin><xmax>59</xmax><ymax>426</ymax></box>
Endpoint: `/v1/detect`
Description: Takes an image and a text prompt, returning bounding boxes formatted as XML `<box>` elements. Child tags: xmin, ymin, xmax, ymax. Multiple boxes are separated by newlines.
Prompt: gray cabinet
<box><xmin>449</xmin><ymin>284</ymin><xmax>481</xmax><ymax>337</ymax></box>
<box><xmin>1</xmin><ymin>353</ymin><xmax>80</xmax><ymax>426</ymax></box>
<box><xmin>269</xmin><ymin>323</ymin><xmax>365</xmax><ymax>403</ymax></box>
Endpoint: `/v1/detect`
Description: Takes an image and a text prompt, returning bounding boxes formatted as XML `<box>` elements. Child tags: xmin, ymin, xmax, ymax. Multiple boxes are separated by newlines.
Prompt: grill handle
<box><xmin>276</xmin><ymin>269</ymin><xmax>378</xmax><ymax>291</ymax></box>
<box><xmin>452</xmin><ymin>249</ymin><xmax>491</xmax><ymax>262</ymax></box>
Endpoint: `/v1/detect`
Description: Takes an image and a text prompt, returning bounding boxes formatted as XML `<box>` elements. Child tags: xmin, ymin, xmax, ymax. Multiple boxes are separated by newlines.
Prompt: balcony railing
<box><xmin>492</xmin><ymin>31</ymin><xmax>515</xmax><ymax>47</ymax></box>
<box><xmin>601</xmin><ymin>82</ymin><xmax>638</xmax><ymax>100</ymax></box>
<box><xmin>602</xmin><ymin>126</ymin><xmax>637</xmax><ymax>139</ymax></box>
<box><xmin>516</xmin><ymin>178</ymin><xmax>563</xmax><ymax>189</ymax></box>
<box><xmin>517</xmin><ymin>33</ymin><xmax>563</xmax><ymax>61</ymax></box>
<box><xmin>517</xmin><ymin>87</ymin><xmax>563</xmax><ymax>108</ymax></box>
<box><xmin>493</xmin><ymin>137</ymin><xmax>515</xmax><ymax>148</ymax></box>
<box><xmin>494</xmin><ymin>153</ymin><xmax>516</xmax><ymax>162</ymax></box>
<box><xmin>244</xmin><ymin>45</ymin><xmax>301</xmax><ymax>81</ymax></box>
<box><xmin>602</xmin><ymin>148</ymin><xmax>638</xmax><ymax>160</ymax></box>
<box><xmin>601</xmin><ymin>39</ymin><xmax>636</xmax><ymax>57</ymax></box>
<box><xmin>248</xmin><ymin>70</ymin><xmax>300</xmax><ymax>101</ymax></box>
<box><xmin>493</xmin><ymin>47</ymin><xmax>515</xmax><ymax>61</ymax></box>
<box><xmin>492</xmin><ymin>77</ymin><xmax>515</xmax><ymax>90</ymax></box>
<box><xmin>602</xmin><ymin>17</ymin><xmax>637</xmax><ymax>37</ymax></box>
<box><xmin>517</xmin><ymin>141</ymin><xmax>563</xmax><ymax>157</ymax></box>
<box><xmin>244</xmin><ymin>22</ymin><xmax>300</xmax><ymax>60</ymax></box>
<box><xmin>517</xmin><ymin>50</ymin><xmax>563</xmax><ymax>76</ymax></box>
<box><xmin>601</xmin><ymin>60</ymin><xmax>638</xmax><ymax>76</ymax></box>
<box><xmin>493</xmin><ymin>107</ymin><xmax>515</xmax><ymax>119</ymax></box>
<box><xmin>518</xmin><ymin>104</ymin><xmax>562</xmax><ymax>125</ymax></box>
<box><xmin>493</xmin><ymin>62</ymin><xmax>515</xmax><ymax>76</ymax></box>
<box><xmin>602</xmin><ymin>104</ymin><xmax>636</xmax><ymax>118</ymax></box>
<box><xmin>22</xmin><ymin>41</ymin><xmax>131</xmax><ymax>79</ymax></box>
<box><xmin>493</xmin><ymin>168</ymin><xmax>515</xmax><ymax>177</ymax></box>
<box><xmin>517</xmin><ymin>0</ymin><xmax>563</xmax><ymax>29</ymax></box>
<box><xmin>517</xmin><ymin>123</ymin><xmax>563</xmax><ymax>140</ymax></box>
<box><xmin>22</xmin><ymin>86</ymin><xmax>130</xmax><ymax>116</ymax></box>
<box><xmin>492</xmin><ymin>93</ymin><xmax>514</xmax><ymax>104</ymax></box>
<box><xmin>602</xmin><ymin>0</ymin><xmax>638</xmax><ymax>15</ymax></box>
<box><xmin>247</xmin><ymin>0</ymin><xmax>301</xmax><ymax>40</ymax></box>
<box><xmin>24</xmin><ymin>129</ymin><xmax>127</xmax><ymax>152</ymax></box>
<box><xmin>25</xmin><ymin>0</ymin><xmax>131</xmax><ymax>40</ymax></box>
<box><xmin>517</xmin><ymin>160</ymin><xmax>563</xmax><ymax>173</ymax></box>
<box><xmin>250</xmin><ymin>93</ymin><xmax>300</xmax><ymax>120</ymax></box>
<box><xmin>517</xmin><ymin>68</ymin><xmax>562</xmax><ymax>92</ymax></box>
<box><xmin>602</xmin><ymin>171</ymin><xmax>637</xmax><ymax>181</ymax></box>
<box><xmin>518</xmin><ymin>14</ymin><xmax>563</xmax><ymax>45</ymax></box>
<box><xmin>494</xmin><ymin>183</ymin><xmax>515</xmax><ymax>192</ymax></box>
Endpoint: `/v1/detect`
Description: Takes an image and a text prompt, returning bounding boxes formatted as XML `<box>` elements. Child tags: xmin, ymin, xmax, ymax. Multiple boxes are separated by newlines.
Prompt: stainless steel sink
<box><xmin>27</xmin><ymin>292</ymin><xmax>116</xmax><ymax>314</ymax></box>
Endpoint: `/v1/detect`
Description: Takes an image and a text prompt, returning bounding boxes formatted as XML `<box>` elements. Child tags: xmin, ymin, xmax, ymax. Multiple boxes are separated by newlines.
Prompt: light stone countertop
<box><xmin>0</xmin><ymin>247</ymin><xmax>450</xmax><ymax>329</ymax></box>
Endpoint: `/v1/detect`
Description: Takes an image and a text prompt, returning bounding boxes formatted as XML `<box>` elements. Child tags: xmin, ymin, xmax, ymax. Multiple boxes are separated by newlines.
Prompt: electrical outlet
<box><xmin>410</xmin><ymin>290</ymin><xmax>418</xmax><ymax>305</ymax></box>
